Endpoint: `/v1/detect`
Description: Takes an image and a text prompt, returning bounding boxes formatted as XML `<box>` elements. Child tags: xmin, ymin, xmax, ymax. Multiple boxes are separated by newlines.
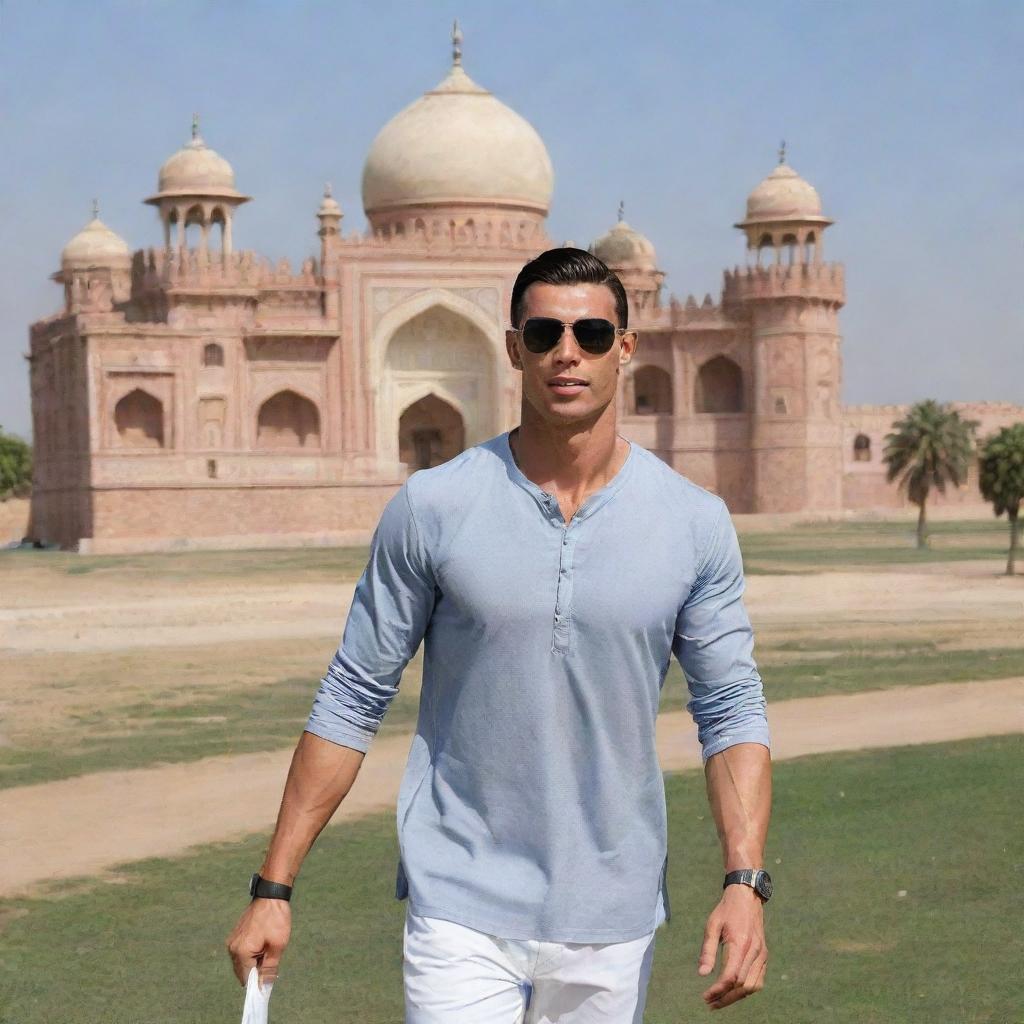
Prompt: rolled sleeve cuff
<box><xmin>700</xmin><ymin>725</ymin><xmax>771</xmax><ymax>765</ymax></box>
<box><xmin>303</xmin><ymin>714</ymin><xmax>375</xmax><ymax>754</ymax></box>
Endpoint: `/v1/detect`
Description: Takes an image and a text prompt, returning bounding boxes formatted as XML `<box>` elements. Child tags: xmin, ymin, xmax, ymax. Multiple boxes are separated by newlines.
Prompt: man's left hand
<box><xmin>696</xmin><ymin>883</ymin><xmax>767</xmax><ymax>1010</ymax></box>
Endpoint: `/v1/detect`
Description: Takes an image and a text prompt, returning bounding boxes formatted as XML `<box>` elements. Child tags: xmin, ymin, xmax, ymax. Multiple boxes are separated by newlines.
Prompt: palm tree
<box><xmin>978</xmin><ymin>423</ymin><xmax>1024</xmax><ymax>575</ymax></box>
<box><xmin>882</xmin><ymin>400</ymin><xmax>979</xmax><ymax>549</ymax></box>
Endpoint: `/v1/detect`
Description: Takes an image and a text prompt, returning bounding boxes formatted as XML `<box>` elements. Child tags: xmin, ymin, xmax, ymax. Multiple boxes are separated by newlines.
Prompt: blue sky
<box><xmin>1</xmin><ymin>0</ymin><xmax>1021</xmax><ymax>440</ymax></box>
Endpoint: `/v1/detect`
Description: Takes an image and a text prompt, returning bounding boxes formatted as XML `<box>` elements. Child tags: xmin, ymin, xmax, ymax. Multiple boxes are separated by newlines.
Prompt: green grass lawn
<box><xmin>0</xmin><ymin>734</ymin><xmax>1019</xmax><ymax>1024</ymax></box>
<box><xmin>739</xmin><ymin>519</ymin><xmax>1013</xmax><ymax>572</ymax></box>
<box><xmin>0</xmin><ymin>654</ymin><xmax>424</xmax><ymax>790</ymax></box>
<box><xmin>1</xmin><ymin>516</ymin><xmax>1014</xmax><ymax>581</ymax></box>
<box><xmin>5</xmin><ymin>638</ymin><xmax>1023</xmax><ymax>790</ymax></box>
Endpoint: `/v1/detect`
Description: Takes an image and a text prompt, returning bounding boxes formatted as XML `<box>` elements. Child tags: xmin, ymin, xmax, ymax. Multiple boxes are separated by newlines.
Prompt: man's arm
<box><xmin>226</xmin><ymin>481</ymin><xmax>436</xmax><ymax>987</ymax></box>
<box><xmin>672</xmin><ymin>499</ymin><xmax>772</xmax><ymax>1010</ymax></box>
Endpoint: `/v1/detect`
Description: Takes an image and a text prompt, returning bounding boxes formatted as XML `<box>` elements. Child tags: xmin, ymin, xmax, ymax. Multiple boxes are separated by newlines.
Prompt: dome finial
<box><xmin>778</xmin><ymin>139</ymin><xmax>787</xmax><ymax>165</ymax></box>
<box><xmin>192</xmin><ymin>113</ymin><xmax>201</xmax><ymax>140</ymax></box>
<box><xmin>452</xmin><ymin>19</ymin><xmax>463</xmax><ymax>67</ymax></box>
<box><xmin>617</xmin><ymin>199</ymin><xmax>625</xmax><ymax>223</ymax></box>
<box><xmin>92</xmin><ymin>197</ymin><xmax>100</xmax><ymax>220</ymax></box>
<box><xmin>324</xmin><ymin>181</ymin><xmax>333</xmax><ymax>198</ymax></box>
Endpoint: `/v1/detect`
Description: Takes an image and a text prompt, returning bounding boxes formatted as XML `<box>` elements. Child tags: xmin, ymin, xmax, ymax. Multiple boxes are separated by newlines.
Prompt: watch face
<box><xmin>755</xmin><ymin>871</ymin><xmax>773</xmax><ymax>900</ymax></box>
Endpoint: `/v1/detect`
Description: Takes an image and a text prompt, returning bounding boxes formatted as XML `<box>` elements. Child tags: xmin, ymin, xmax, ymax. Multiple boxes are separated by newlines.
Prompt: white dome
<box><xmin>61</xmin><ymin>216</ymin><xmax>130</xmax><ymax>266</ymax></box>
<box><xmin>361</xmin><ymin>64</ymin><xmax>554</xmax><ymax>216</ymax></box>
<box><xmin>317</xmin><ymin>184</ymin><xmax>342</xmax><ymax>218</ymax></box>
<box><xmin>153</xmin><ymin>127</ymin><xmax>243</xmax><ymax>199</ymax></box>
<box><xmin>742</xmin><ymin>163</ymin><xmax>826</xmax><ymax>224</ymax></box>
<box><xmin>590</xmin><ymin>219</ymin><xmax>657</xmax><ymax>270</ymax></box>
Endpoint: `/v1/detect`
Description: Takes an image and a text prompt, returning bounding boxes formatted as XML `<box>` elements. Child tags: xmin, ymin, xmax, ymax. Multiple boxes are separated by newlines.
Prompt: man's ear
<box><xmin>505</xmin><ymin>328</ymin><xmax>523</xmax><ymax>370</ymax></box>
<box><xmin>619</xmin><ymin>330</ymin><xmax>638</xmax><ymax>364</ymax></box>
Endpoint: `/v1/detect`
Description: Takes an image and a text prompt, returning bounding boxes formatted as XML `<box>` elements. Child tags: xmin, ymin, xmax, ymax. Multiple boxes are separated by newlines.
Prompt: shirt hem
<box><xmin>407</xmin><ymin>896</ymin><xmax>663</xmax><ymax>944</ymax></box>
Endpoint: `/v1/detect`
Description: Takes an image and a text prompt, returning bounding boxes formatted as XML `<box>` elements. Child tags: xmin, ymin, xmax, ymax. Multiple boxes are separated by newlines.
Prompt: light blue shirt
<box><xmin>305</xmin><ymin>430</ymin><xmax>770</xmax><ymax>943</ymax></box>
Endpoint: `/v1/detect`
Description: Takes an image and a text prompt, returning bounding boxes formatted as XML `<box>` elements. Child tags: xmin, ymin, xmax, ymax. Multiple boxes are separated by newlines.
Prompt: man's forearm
<box><xmin>704</xmin><ymin>741</ymin><xmax>772</xmax><ymax>870</ymax></box>
<box><xmin>259</xmin><ymin>730</ymin><xmax>367</xmax><ymax>884</ymax></box>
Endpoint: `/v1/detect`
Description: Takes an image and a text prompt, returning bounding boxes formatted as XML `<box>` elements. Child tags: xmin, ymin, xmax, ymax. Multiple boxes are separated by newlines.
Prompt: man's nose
<box><xmin>551</xmin><ymin>323</ymin><xmax>582</xmax><ymax>362</ymax></box>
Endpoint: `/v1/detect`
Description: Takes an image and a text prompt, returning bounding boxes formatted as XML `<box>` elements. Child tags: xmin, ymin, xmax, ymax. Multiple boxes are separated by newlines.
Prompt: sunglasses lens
<box><xmin>520</xmin><ymin>317</ymin><xmax>564</xmax><ymax>353</ymax></box>
<box><xmin>573</xmin><ymin>319</ymin><xmax>617</xmax><ymax>353</ymax></box>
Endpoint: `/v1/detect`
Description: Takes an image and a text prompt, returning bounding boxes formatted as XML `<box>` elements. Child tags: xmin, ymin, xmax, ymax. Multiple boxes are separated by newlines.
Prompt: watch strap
<box><xmin>723</xmin><ymin>868</ymin><xmax>772</xmax><ymax>901</ymax></box>
<box><xmin>249</xmin><ymin>872</ymin><xmax>293</xmax><ymax>901</ymax></box>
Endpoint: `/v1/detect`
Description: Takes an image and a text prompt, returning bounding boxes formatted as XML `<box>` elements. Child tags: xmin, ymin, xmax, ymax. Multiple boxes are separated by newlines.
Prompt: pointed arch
<box><xmin>114</xmin><ymin>388</ymin><xmax>164</xmax><ymax>448</ymax></box>
<box><xmin>398</xmin><ymin>392</ymin><xmax>466</xmax><ymax>470</ymax></box>
<box><xmin>696</xmin><ymin>355</ymin><xmax>744</xmax><ymax>414</ymax></box>
<box><xmin>632</xmin><ymin>364</ymin><xmax>674</xmax><ymax>415</ymax></box>
<box><xmin>256</xmin><ymin>389</ymin><xmax>321</xmax><ymax>448</ymax></box>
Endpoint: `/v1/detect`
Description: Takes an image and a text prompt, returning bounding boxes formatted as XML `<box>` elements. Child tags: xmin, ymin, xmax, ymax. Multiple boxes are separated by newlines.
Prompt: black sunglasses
<box><xmin>516</xmin><ymin>317</ymin><xmax>627</xmax><ymax>355</ymax></box>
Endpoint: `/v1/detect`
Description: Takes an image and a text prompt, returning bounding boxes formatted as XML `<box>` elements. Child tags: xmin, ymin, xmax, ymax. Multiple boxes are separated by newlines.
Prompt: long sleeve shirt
<box><xmin>304</xmin><ymin>430</ymin><xmax>770</xmax><ymax>943</ymax></box>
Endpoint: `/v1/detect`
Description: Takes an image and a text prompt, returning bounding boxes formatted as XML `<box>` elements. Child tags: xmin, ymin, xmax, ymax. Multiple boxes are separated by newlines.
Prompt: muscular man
<box><xmin>227</xmin><ymin>248</ymin><xmax>773</xmax><ymax>1021</ymax></box>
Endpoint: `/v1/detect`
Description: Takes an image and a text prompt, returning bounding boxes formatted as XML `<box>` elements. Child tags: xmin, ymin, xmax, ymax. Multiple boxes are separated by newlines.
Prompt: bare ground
<box><xmin>2</xmin><ymin>676</ymin><xmax>1022</xmax><ymax>900</ymax></box>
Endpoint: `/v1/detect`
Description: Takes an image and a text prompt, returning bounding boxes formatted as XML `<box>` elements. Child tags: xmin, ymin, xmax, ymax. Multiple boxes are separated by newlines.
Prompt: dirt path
<box><xmin>3</xmin><ymin>677</ymin><xmax>1022</xmax><ymax>900</ymax></box>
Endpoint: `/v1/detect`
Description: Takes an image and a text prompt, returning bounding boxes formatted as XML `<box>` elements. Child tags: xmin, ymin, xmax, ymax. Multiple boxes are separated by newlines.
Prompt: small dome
<box><xmin>361</xmin><ymin>63</ymin><xmax>554</xmax><ymax>217</ymax></box>
<box><xmin>317</xmin><ymin>184</ymin><xmax>342</xmax><ymax>218</ymax></box>
<box><xmin>159</xmin><ymin>136</ymin><xmax>234</xmax><ymax>193</ymax></box>
<box><xmin>151</xmin><ymin>121</ymin><xmax>244</xmax><ymax>200</ymax></box>
<box><xmin>590</xmin><ymin>218</ymin><xmax>657</xmax><ymax>270</ymax></box>
<box><xmin>742</xmin><ymin>162</ymin><xmax>825</xmax><ymax>224</ymax></box>
<box><xmin>61</xmin><ymin>215</ymin><xmax>130</xmax><ymax>267</ymax></box>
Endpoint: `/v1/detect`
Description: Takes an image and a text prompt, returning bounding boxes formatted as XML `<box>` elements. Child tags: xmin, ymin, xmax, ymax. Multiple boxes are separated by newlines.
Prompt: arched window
<box><xmin>256</xmin><ymin>390</ymin><xmax>321</xmax><ymax>448</ymax></box>
<box><xmin>209</xmin><ymin>207</ymin><xmax>226</xmax><ymax>251</ymax></box>
<box><xmin>114</xmin><ymin>389</ymin><xmax>164</xmax><ymax>448</ymax></box>
<box><xmin>804</xmin><ymin>231</ymin><xmax>817</xmax><ymax>264</ymax></box>
<box><xmin>399</xmin><ymin>393</ymin><xmax>465</xmax><ymax>470</ymax></box>
<box><xmin>853</xmin><ymin>433</ymin><xmax>871</xmax><ymax>462</ymax></box>
<box><xmin>757</xmin><ymin>233</ymin><xmax>773</xmax><ymax>266</ymax></box>
<box><xmin>203</xmin><ymin>342</ymin><xmax>224</xmax><ymax>367</ymax></box>
<box><xmin>781</xmin><ymin>233</ymin><xmax>799</xmax><ymax>266</ymax></box>
<box><xmin>633</xmin><ymin>365</ymin><xmax>674</xmax><ymax>415</ymax></box>
<box><xmin>695</xmin><ymin>356</ymin><xmax>744</xmax><ymax>414</ymax></box>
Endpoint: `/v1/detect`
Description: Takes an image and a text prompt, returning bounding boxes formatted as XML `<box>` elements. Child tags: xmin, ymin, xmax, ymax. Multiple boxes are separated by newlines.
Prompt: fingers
<box><xmin>226</xmin><ymin>901</ymin><xmax>292</xmax><ymax>988</ymax></box>
<box><xmin>705</xmin><ymin>949</ymin><xmax>768</xmax><ymax>1010</ymax></box>
<box><xmin>701</xmin><ymin>937</ymin><xmax>744</xmax><ymax>1004</ymax></box>
<box><xmin>696</xmin><ymin>916</ymin><xmax>722</xmax><ymax>977</ymax></box>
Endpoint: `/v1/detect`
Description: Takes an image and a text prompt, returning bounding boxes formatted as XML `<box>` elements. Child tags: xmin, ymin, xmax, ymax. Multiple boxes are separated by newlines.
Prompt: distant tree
<box><xmin>977</xmin><ymin>423</ymin><xmax>1024</xmax><ymax>576</ymax></box>
<box><xmin>882</xmin><ymin>400</ymin><xmax>979</xmax><ymax>549</ymax></box>
<box><xmin>0</xmin><ymin>427</ymin><xmax>33</xmax><ymax>500</ymax></box>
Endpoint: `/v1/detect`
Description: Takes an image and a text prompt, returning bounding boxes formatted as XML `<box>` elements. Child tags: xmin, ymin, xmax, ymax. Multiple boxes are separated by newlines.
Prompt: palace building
<box><xmin>26</xmin><ymin>33</ymin><xmax>1021</xmax><ymax>552</ymax></box>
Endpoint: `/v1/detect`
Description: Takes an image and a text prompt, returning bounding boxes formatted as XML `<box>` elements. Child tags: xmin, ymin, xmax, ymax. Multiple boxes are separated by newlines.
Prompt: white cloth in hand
<box><xmin>240</xmin><ymin>965</ymin><xmax>274</xmax><ymax>1024</ymax></box>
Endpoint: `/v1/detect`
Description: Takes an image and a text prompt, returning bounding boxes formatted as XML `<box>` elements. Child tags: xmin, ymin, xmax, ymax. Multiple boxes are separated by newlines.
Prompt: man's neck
<box><xmin>510</xmin><ymin>406</ymin><xmax>629</xmax><ymax>507</ymax></box>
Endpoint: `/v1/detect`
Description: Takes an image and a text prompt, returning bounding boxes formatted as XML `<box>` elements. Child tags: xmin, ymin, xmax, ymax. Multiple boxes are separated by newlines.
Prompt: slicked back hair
<box><xmin>510</xmin><ymin>247</ymin><xmax>629</xmax><ymax>331</ymax></box>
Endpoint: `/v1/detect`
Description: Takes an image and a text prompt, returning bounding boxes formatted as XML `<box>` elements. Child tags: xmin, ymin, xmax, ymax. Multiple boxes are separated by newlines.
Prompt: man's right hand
<box><xmin>226</xmin><ymin>897</ymin><xmax>293</xmax><ymax>988</ymax></box>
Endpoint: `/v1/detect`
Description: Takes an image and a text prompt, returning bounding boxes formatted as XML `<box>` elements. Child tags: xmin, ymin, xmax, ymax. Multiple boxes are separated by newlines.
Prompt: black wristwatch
<box><xmin>249</xmin><ymin>872</ymin><xmax>293</xmax><ymax>902</ymax></box>
<box><xmin>724</xmin><ymin>868</ymin><xmax>773</xmax><ymax>903</ymax></box>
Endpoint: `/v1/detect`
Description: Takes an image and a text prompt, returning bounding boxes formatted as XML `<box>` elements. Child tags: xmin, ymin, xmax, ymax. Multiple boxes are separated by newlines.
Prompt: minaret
<box><xmin>316</xmin><ymin>183</ymin><xmax>343</xmax><ymax>319</ymax></box>
<box><xmin>724</xmin><ymin>146</ymin><xmax>846</xmax><ymax>513</ymax></box>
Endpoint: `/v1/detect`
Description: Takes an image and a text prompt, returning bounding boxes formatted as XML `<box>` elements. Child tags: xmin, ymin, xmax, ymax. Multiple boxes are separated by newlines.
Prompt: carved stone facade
<box><xmin>26</xmin><ymin>53</ymin><xmax>1023</xmax><ymax>552</ymax></box>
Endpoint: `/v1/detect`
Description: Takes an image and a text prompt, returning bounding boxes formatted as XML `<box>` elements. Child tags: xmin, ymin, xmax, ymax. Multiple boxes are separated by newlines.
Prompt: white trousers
<box><xmin>403</xmin><ymin>909</ymin><xmax>658</xmax><ymax>1023</ymax></box>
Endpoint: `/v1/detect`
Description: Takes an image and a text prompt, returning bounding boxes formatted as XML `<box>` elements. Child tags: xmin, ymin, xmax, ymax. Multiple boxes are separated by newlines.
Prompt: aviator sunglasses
<box><xmin>516</xmin><ymin>317</ymin><xmax>627</xmax><ymax>355</ymax></box>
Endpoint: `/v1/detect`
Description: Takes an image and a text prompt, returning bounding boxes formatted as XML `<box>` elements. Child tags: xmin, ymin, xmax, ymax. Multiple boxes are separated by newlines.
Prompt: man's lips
<box><xmin>548</xmin><ymin>377</ymin><xmax>589</xmax><ymax>393</ymax></box>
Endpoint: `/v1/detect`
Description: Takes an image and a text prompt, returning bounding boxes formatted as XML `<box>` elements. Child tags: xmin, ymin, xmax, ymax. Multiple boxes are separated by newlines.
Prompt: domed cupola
<box><xmin>55</xmin><ymin>201</ymin><xmax>132</xmax><ymax>311</ymax></box>
<box><xmin>61</xmin><ymin>204</ymin><xmax>131</xmax><ymax>269</ymax></box>
<box><xmin>736</xmin><ymin>143</ymin><xmax>833</xmax><ymax>265</ymax></box>
<box><xmin>589</xmin><ymin>204</ymin><xmax>665</xmax><ymax>313</ymax></box>
<box><xmin>145</xmin><ymin>116</ymin><xmax>250</xmax><ymax>257</ymax></box>
<box><xmin>360</xmin><ymin>23</ymin><xmax>554</xmax><ymax>244</ymax></box>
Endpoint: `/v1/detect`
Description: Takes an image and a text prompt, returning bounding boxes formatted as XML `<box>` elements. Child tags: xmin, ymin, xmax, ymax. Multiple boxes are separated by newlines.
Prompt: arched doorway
<box><xmin>256</xmin><ymin>389</ymin><xmax>321</xmax><ymax>448</ymax></box>
<box><xmin>382</xmin><ymin>303</ymin><xmax>496</xmax><ymax>467</ymax></box>
<box><xmin>114</xmin><ymin>389</ymin><xmax>164</xmax><ymax>448</ymax></box>
<box><xmin>695</xmin><ymin>356</ymin><xmax>744</xmax><ymax>414</ymax></box>
<box><xmin>399</xmin><ymin>393</ymin><xmax>465</xmax><ymax>470</ymax></box>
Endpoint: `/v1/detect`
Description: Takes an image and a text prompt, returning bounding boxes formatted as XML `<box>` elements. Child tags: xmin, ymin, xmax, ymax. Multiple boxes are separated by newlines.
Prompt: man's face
<box><xmin>505</xmin><ymin>282</ymin><xmax>637</xmax><ymax>428</ymax></box>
